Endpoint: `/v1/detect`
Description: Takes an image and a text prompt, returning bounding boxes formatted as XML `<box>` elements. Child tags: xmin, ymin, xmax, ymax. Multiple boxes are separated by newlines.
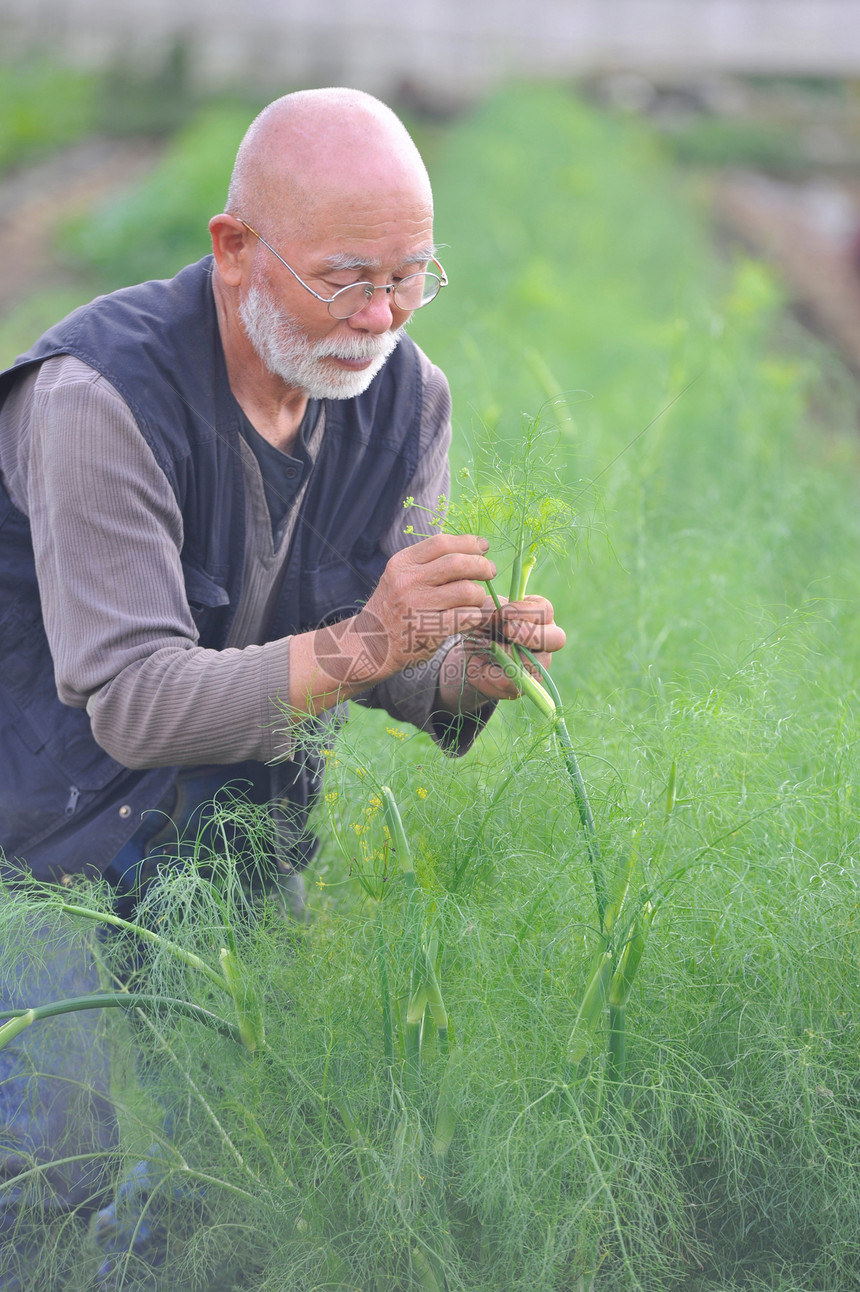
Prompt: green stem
<box><xmin>488</xmin><ymin>640</ymin><xmax>556</xmax><ymax>719</ymax></box>
<box><xmin>412</xmin><ymin>1244</ymin><xmax>443</xmax><ymax>1292</ymax></box>
<box><xmin>489</xmin><ymin>628</ymin><xmax>605</xmax><ymax>919</ymax></box>
<box><xmin>559</xmin><ymin>1090</ymin><xmax>640</xmax><ymax>1287</ymax></box>
<box><xmin>568</xmin><ymin>950</ymin><xmax>614</xmax><ymax>1064</ymax></box>
<box><xmin>423</xmin><ymin>953</ymin><xmax>449</xmax><ymax>1055</ymax></box>
<box><xmin>60</xmin><ymin>903</ymin><xmax>230</xmax><ymax>996</ymax></box>
<box><xmin>381</xmin><ymin>786</ymin><xmax>415</xmax><ymax>887</ymax></box>
<box><xmin>0</xmin><ymin>1010</ymin><xmax>35</xmax><ymax>1047</ymax></box>
<box><xmin>485</xmin><ymin>577</ymin><xmax>504</xmax><ymax>612</ymax></box>
<box><xmin>219</xmin><ymin>947</ymin><xmax>266</xmax><ymax>1052</ymax></box>
<box><xmin>517</xmin><ymin>551</ymin><xmax>537</xmax><ymax>601</ymax></box>
<box><xmin>404</xmin><ymin>984</ymin><xmax>426</xmax><ymax>1099</ymax></box>
<box><xmin>515</xmin><ymin>644</ymin><xmax>605</xmax><ymax>922</ymax></box>
<box><xmin>508</xmin><ymin>552</ymin><xmax>522</xmax><ymax>604</ymax></box>
<box><xmin>376</xmin><ymin>912</ymin><xmax>394</xmax><ymax>1065</ymax></box>
<box><xmin>608</xmin><ymin>902</ymin><xmax>654</xmax><ymax>1009</ymax></box>
<box><xmin>0</xmin><ymin>993</ymin><xmax>242</xmax><ymax>1050</ymax></box>
<box><xmin>432</xmin><ymin>1048</ymin><xmax>460</xmax><ymax>1157</ymax></box>
<box><xmin>606</xmin><ymin>1003</ymin><xmax>627</xmax><ymax>1090</ymax></box>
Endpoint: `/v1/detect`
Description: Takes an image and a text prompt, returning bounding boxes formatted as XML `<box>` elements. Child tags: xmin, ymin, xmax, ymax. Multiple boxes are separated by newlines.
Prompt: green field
<box><xmin>3</xmin><ymin>81</ymin><xmax>860</xmax><ymax>1291</ymax></box>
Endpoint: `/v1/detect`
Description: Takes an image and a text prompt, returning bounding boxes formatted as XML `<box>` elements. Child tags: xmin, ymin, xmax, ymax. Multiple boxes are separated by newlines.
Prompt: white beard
<box><xmin>238</xmin><ymin>280</ymin><xmax>402</xmax><ymax>400</ymax></box>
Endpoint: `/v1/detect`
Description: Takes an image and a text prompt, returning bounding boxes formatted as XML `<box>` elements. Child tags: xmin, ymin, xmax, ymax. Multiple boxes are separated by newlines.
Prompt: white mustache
<box><xmin>312</xmin><ymin>334</ymin><xmax>399</xmax><ymax>361</ymax></box>
<box><xmin>239</xmin><ymin>278</ymin><xmax>402</xmax><ymax>398</ymax></box>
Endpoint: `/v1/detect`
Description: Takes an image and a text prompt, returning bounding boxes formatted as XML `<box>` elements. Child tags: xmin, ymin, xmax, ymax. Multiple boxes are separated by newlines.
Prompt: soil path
<box><xmin>0</xmin><ymin>136</ymin><xmax>164</xmax><ymax>315</ymax></box>
<box><xmin>713</xmin><ymin>169</ymin><xmax>860</xmax><ymax>374</ymax></box>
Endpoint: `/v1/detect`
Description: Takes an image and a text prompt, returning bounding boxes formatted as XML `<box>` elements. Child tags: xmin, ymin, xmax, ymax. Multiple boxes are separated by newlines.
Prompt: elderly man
<box><xmin>0</xmin><ymin>88</ymin><xmax>563</xmax><ymax>1282</ymax></box>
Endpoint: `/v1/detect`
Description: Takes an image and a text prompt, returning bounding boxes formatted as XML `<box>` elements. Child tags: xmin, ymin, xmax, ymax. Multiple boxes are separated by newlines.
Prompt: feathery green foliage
<box><xmin>3</xmin><ymin>80</ymin><xmax>860</xmax><ymax>1290</ymax></box>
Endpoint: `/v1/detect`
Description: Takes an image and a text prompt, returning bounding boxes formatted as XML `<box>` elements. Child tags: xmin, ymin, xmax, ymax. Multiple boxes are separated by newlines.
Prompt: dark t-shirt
<box><xmin>238</xmin><ymin>400</ymin><xmax>321</xmax><ymax>543</ymax></box>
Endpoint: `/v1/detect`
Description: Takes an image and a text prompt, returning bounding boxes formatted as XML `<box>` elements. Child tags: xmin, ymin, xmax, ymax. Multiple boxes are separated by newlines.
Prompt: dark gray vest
<box><xmin>0</xmin><ymin>257</ymin><xmax>422</xmax><ymax>879</ymax></box>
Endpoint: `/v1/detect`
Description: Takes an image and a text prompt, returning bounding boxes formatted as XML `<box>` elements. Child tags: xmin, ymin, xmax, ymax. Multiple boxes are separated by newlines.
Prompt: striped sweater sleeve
<box><xmin>19</xmin><ymin>355</ymin><xmax>293</xmax><ymax>768</ymax></box>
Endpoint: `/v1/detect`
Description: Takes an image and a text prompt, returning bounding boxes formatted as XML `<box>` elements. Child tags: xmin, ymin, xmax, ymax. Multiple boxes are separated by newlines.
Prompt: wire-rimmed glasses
<box><xmin>238</xmin><ymin>219</ymin><xmax>448</xmax><ymax>320</ymax></box>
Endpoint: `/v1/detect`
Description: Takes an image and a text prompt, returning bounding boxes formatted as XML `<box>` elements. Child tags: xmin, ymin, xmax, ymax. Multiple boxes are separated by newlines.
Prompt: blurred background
<box><xmin>5</xmin><ymin>16</ymin><xmax>860</xmax><ymax>1288</ymax></box>
<box><xmin>4</xmin><ymin>0</ymin><xmax>860</xmax><ymax>100</ymax></box>
<box><xmin>2</xmin><ymin>0</ymin><xmax>860</xmax><ymax>371</ymax></box>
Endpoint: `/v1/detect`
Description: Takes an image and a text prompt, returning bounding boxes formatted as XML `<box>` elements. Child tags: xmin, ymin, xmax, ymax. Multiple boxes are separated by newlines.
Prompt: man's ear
<box><xmin>209</xmin><ymin>214</ymin><xmax>253</xmax><ymax>287</ymax></box>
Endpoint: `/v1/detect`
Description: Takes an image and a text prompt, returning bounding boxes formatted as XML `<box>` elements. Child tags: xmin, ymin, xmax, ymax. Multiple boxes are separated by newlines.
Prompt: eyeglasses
<box><xmin>238</xmin><ymin>219</ymin><xmax>448</xmax><ymax>320</ymax></box>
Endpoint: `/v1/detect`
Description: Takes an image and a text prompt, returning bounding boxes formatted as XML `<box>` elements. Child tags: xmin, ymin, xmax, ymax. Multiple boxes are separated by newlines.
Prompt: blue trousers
<box><xmin>0</xmin><ymin>769</ymin><xmax>291</xmax><ymax>1289</ymax></box>
<box><xmin>0</xmin><ymin>922</ymin><xmax>117</xmax><ymax>1290</ymax></box>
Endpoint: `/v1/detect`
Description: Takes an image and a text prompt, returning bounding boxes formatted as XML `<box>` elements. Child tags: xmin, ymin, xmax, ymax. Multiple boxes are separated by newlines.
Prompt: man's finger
<box><xmin>502</xmin><ymin>619</ymin><xmax>567</xmax><ymax>652</ymax></box>
<box><xmin>499</xmin><ymin>595</ymin><xmax>553</xmax><ymax>624</ymax></box>
<box><xmin>406</xmin><ymin>533</ymin><xmax>491</xmax><ymax>564</ymax></box>
<box><xmin>417</xmin><ymin>581</ymin><xmax>496</xmax><ymax>612</ymax></box>
<box><xmin>421</xmin><ymin>552</ymin><xmax>498</xmax><ymax>588</ymax></box>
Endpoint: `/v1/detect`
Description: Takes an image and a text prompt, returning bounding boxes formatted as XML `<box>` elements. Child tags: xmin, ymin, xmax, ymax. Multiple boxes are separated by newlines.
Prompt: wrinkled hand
<box><xmin>438</xmin><ymin>594</ymin><xmax>566</xmax><ymax>707</ymax></box>
<box><xmin>291</xmin><ymin>536</ymin><xmax>564</xmax><ymax>717</ymax></box>
<box><xmin>346</xmin><ymin>534</ymin><xmax>498</xmax><ymax>678</ymax></box>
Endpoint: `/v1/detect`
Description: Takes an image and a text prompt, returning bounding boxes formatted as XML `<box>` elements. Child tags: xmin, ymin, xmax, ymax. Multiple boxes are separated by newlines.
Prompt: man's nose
<box><xmin>348</xmin><ymin>286</ymin><xmax>398</xmax><ymax>333</ymax></box>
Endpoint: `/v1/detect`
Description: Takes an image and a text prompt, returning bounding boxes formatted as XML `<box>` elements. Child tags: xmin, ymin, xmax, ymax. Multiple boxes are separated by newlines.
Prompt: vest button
<box><xmin>119</xmin><ymin>804</ymin><xmax>132</xmax><ymax>819</ymax></box>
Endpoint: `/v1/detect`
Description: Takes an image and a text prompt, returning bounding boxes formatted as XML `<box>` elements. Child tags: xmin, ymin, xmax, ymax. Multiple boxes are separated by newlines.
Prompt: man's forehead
<box><xmin>322</xmin><ymin>246</ymin><xmax>437</xmax><ymax>272</ymax></box>
<box><xmin>290</xmin><ymin>195</ymin><xmax>435</xmax><ymax>269</ymax></box>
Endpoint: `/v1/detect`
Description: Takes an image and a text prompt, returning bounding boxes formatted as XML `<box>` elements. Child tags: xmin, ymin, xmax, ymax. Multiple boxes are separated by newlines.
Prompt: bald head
<box><xmin>226</xmin><ymin>88</ymin><xmax>432</xmax><ymax>243</ymax></box>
